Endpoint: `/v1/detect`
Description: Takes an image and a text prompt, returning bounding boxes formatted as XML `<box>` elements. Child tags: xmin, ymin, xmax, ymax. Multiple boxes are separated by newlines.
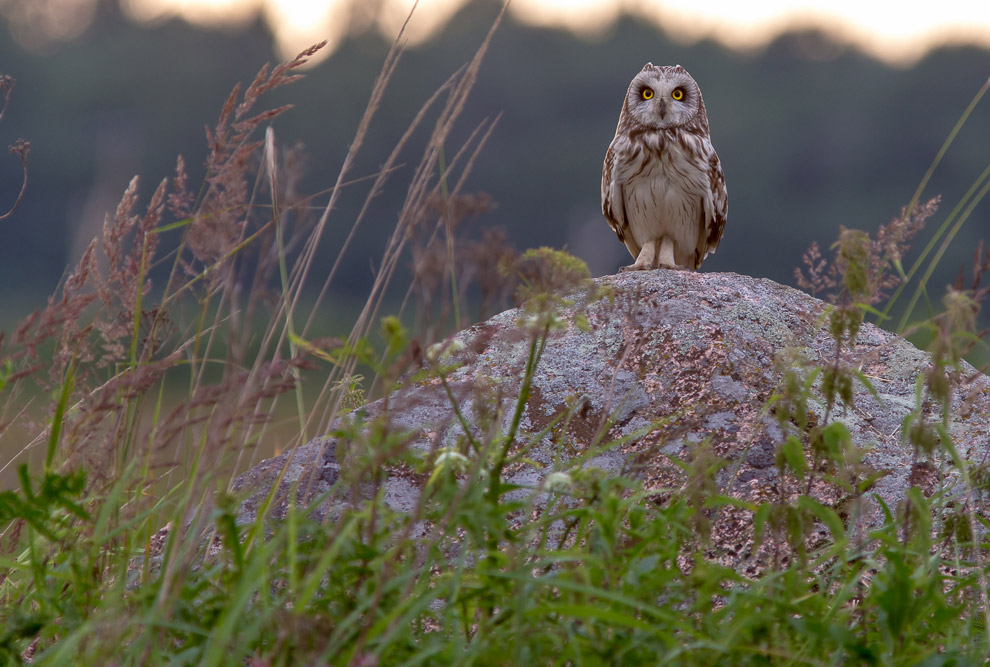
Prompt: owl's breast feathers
<box><xmin>602</xmin><ymin>125</ymin><xmax>727</xmax><ymax>270</ymax></box>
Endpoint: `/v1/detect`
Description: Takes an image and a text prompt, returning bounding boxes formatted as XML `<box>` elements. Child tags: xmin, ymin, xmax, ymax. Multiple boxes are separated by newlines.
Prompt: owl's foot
<box><xmin>619</xmin><ymin>261</ymin><xmax>653</xmax><ymax>272</ymax></box>
<box><xmin>620</xmin><ymin>237</ymin><xmax>682</xmax><ymax>272</ymax></box>
<box><xmin>620</xmin><ymin>240</ymin><xmax>660</xmax><ymax>272</ymax></box>
<box><xmin>655</xmin><ymin>236</ymin><xmax>677</xmax><ymax>269</ymax></box>
<box><xmin>619</xmin><ymin>263</ymin><xmax>684</xmax><ymax>271</ymax></box>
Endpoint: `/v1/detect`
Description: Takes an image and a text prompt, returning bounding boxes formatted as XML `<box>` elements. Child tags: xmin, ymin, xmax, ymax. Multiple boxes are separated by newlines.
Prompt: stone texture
<box><xmin>231</xmin><ymin>270</ymin><xmax>990</xmax><ymax>571</ymax></box>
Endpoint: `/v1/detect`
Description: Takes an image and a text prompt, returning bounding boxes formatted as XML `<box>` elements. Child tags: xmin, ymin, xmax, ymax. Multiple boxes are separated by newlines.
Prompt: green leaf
<box><xmin>851</xmin><ymin>368</ymin><xmax>880</xmax><ymax>400</ymax></box>
<box><xmin>777</xmin><ymin>435</ymin><xmax>808</xmax><ymax>480</ymax></box>
<box><xmin>821</xmin><ymin>421</ymin><xmax>852</xmax><ymax>459</ymax></box>
<box><xmin>47</xmin><ymin>356</ymin><xmax>76</xmax><ymax>471</ymax></box>
<box><xmin>525</xmin><ymin>603</ymin><xmax>655</xmax><ymax>631</ymax></box>
<box><xmin>797</xmin><ymin>495</ymin><xmax>846</xmax><ymax>541</ymax></box>
<box><xmin>703</xmin><ymin>494</ymin><xmax>758</xmax><ymax>512</ymax></box>
<box><xmin>857</xmin><ymin>468</ymin><xmax>891</xmax><ymax>494</ymax></box>
<box><xmin>753</xmin><ymin>502</ymin><xmax>772</xmax><ymax>550</ymax></box>
<box><xmin>380</xmin><ymin>315</ymin><xmax>408</xmax><ymax>359</ymax></box>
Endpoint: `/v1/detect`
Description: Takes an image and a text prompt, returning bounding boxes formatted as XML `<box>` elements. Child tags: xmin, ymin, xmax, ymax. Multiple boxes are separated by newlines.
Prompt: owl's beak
<box><xmin>656</xmin><ymin>99</ymin><xmax>667</xmax><ymax>120</ymax></box>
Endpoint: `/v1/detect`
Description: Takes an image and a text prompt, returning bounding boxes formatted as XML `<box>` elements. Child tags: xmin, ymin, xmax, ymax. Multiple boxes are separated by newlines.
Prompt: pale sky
<box><xmin>22</xmin><ymin>0</ymin><xmax>990</xmax><ymax>64</ymax></box>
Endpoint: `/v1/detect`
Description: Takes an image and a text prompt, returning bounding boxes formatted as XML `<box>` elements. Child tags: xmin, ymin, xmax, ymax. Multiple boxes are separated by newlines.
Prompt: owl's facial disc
<box><xmin>632</xmin><ymin>74</ymin><xmax>686</xmax><ymax>127</ymax></box>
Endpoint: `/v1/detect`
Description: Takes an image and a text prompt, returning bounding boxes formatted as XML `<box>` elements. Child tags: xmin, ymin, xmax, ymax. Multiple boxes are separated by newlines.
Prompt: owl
<box><xmin>602</xmin><ymin>63</ymin><xmax>727</xmax><ymax>272</ymax></box>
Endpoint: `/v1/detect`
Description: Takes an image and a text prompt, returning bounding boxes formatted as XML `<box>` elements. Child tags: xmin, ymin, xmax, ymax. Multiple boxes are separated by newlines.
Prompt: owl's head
<box><xmin>623</xmin><ymin>63</ymin><xmax>708</xmax><ymax>130</ymax></box>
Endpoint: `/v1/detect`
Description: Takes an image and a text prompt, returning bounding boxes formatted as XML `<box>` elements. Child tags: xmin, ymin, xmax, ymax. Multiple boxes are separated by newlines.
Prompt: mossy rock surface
<box><xmin>233</xmin><ymin>271</ymin><xmax>990</xmax><ymax>572</ymax></box>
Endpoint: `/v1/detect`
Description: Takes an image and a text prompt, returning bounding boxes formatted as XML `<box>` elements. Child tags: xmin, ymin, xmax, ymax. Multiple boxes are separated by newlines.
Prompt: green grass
<box><xmin>1</xmin><ymin>7</ymin><xmax>989</xmax><ymax>665</ymax></box>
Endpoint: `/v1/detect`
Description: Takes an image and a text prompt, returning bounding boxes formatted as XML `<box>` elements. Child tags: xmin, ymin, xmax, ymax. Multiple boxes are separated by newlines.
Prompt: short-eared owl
<box><xmin>602</xmin><ymin>63</ymin><xmax>727</xmax><ymax>272</ymax></box>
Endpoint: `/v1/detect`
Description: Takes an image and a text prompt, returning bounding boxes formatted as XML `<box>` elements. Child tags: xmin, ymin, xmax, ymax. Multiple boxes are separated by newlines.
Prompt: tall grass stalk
<box><xmin>878</xmin><ymin>75</ymin><xmax>990</xmax><ymax>332</ymax></box>
<box><xmin>894</xmin><ymin>162</ymin><xmax>990</xmax><ymax>332</ymax></box>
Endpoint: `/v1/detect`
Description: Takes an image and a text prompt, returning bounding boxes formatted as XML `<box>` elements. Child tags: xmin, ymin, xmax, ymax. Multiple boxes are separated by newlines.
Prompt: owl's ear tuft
<box><xmin>642</xmin><ymin>62</ymin><xmax>654</xmax><ymax>70</ymax></box>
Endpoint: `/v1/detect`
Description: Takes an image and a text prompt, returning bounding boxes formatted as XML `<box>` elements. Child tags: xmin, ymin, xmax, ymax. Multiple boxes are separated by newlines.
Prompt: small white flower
<box><xmin>434</xmin><ymin>449</ymin><xmax>470</xmax><ymax>473</ymax></box>
<box><xmin>518</xmin><ymin>311</ymin><xmax>566</xmax><ymax>331</ymax></box>
<box><xmin>428</xmin><ymin>448</ymin><xmax>472</xmax><ymax>487</ymax></box>
<box><xmin>543</xmin><ymin>471</ymin><xmax>573</xmax><ymax>492</ymax></box>
<box><xmin>426</xmin><ymin>338</ymin><xmax>465</xmax><ymax>363</ymax></box>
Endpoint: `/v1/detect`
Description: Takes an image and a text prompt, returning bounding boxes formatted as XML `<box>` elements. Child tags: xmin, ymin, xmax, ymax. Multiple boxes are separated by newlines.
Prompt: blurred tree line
<box><xmin>0</xmin><ymin>0</ymin><xmax>988</xmax><ymax>332</ymax></box>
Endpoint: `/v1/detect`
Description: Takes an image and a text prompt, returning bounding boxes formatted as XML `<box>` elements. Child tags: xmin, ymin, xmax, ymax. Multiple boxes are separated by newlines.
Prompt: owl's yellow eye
<box><xmin>641</xmin><ymin>88</ymin><xmax>654</xmax><ymax>100</ymax></box>
<box><xmin>671</xmin><ymin>88</ymin><xmax>685</xmax><ymax>101</ymax></box>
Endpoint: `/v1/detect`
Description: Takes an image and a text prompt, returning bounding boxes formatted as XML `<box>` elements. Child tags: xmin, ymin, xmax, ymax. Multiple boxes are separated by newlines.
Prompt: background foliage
<box><xmin>0</xmin><ymin>0</ymin><xmax>988</xmax><ymax>324</ymax></box>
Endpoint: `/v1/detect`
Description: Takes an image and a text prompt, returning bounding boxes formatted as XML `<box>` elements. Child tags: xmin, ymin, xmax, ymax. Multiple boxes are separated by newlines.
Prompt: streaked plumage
<box><xmin>602</xmin><ymin>63</ymin><xmax>727</xmax><ymax>271</ymax></box>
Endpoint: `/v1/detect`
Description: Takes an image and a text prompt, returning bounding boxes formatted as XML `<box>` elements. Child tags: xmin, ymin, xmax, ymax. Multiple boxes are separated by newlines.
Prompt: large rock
<box><xmin>232</xmin><ymin>271</ymin><xmax>990</xmax><ymax>571</ymax></box>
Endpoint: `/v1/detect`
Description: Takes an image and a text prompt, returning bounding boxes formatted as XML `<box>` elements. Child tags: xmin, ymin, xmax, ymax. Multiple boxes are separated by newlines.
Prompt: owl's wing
<box><xmin>700</xmin><ymin>149</ymin><xmax>728</xmax><ymax>263</ymax></box>
<box><xmin>601</xmin><ymin>144</ymin><xmax>623</xmax><ymax>237</ymax></box>
<box><xmin>602</xmin><ymin>142</ymin><xmax>639</xmax><ymax>259</ymax></box>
